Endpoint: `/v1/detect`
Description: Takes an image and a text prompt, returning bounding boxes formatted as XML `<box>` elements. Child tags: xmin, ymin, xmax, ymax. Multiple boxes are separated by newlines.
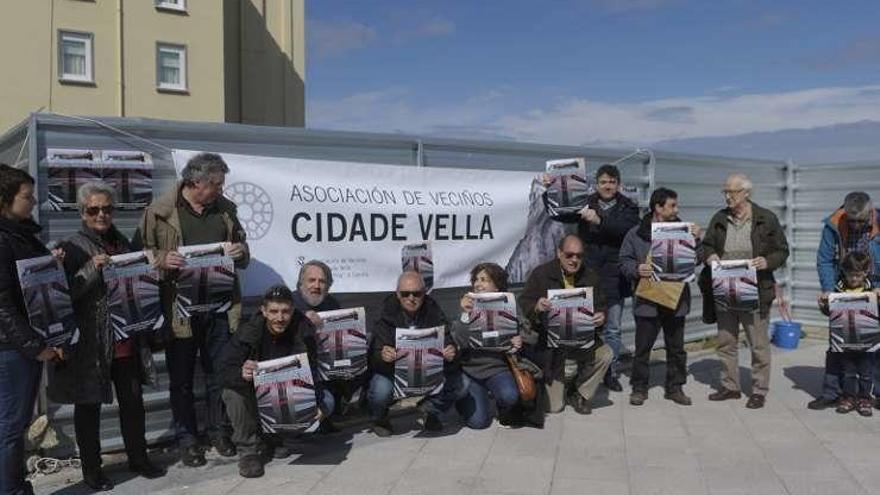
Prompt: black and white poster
<box><xmin>543</xmin><ymin>158</ymin><xmax>592</xmax><ymax>219</ymax></box>
<box><xmin>104</xmin><ymin>251</ymin><xmax>163</xmax><ymax>340</ymax></box>
<box><xmin>393</xmin><ymin>326</ymin><xmax>445</xmax><ymax>398</ymax></box>
<box><xmin>464</xmin><ymin>291</ymin><xmax>518</xmax><ymax>350</ymax></box>
<box><xmin>650</xmin><ymin>222</ymin><xmax>696</xmax><ymax>282</ymax></box>
<box><xmin>174</xmin><ymin>243</ymin><xmax>235</xmax><ymax>319</ymax></box>
<box><xmin>401</xmin><ymin>242</ymin><xmax>434</xmax><ymax>291</ymax></box>
<box><xmin>314</xmin><ymin>307</ymin><xmax>369</xmax><ymax>380</ymax></box>
<box><xmin>100</xmin><ymin>150</ymin><xmax>153</xmax><ymax>209</ymax></box>
<box><xmin>829</xmin><ymin>292</ymin><xmax>880</xmax><ymax>352</ymax></box>
<box><xmin>546</xmin><ymin>287</ymin><xmax>595</xmax><ymax>349</ymax></box>
<box><xmin>16</xmin><ymin>255</ymin><xmax>80</xmax><ymax>347</ymax></box>
<box><xmin>711</xmin><ymin>259</ymin><xmax>758</xmax><ymax>312</ymax></box>
<box><xmin>43</xmin><ymin>148</ymin><xmax>153</xmax><ymax>211</ymax></box>
<box><xmin>254</xmin><ymin>353</ymin><xmax>318</xmax><ymax>433</ymax></box>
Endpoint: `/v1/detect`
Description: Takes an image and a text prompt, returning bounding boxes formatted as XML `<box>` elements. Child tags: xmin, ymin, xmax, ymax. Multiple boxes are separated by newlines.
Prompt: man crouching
<box><xmin>219</xmin><ymin>285</ymin><xmax>334</xmax><ymax>478</ymax></box>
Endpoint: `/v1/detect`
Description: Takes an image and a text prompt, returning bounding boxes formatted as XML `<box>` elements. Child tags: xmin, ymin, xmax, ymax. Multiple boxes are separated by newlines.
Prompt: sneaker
<box><xmin>629</xmin><ymin>390</ymin><xmax>648</xmax><ymax>406</ymax></box>
<box><xmin>180</xmin><ymin>445</ymin><xmax>207</xmax><ymax>468</ymax></box>
<box><xmin>211</xmin><ymin>436</ymin><xmax>237</xmax><ymax>457</ymax></box>
<box><xmin>372</xmin><ymin>419</ymin><xmax>393</xmax><ymax>437</ymax></box>
<box><xmin>604</xmin><ymin>375</ymin><xmax>624</xmax><ymax>392</ymax></box>
<box><xmin>836</xmin><ymin>397</ymin><xmax>856</xmax><ymax>414</ymax></box>
<box><xmin>807</xmin><ymin>397</ymin><xmax>838</xmax><ymax>410</ymax></box>
<box><xmin>745</xmin><ymin>394</ymin><xmax>765</xmax><ymax>409</ymax></box>
<box><xmin>857</xmin><ymin>398</ymin><xmax>874</xmax><ymax>417</ymax></box>
<box><xmin>708</xmin><ymin>389</ymin><xmax>742</xmax><ymax>401</ymax></box>
<box><xmin>238</xmin><ymin>454</ymin><xmax>264</xmax><ymax>478</ymax></box>
<box><xmin>664</xmin><ymin>390</ymin><xmax>693</xmax><ymax>406</ymax></box>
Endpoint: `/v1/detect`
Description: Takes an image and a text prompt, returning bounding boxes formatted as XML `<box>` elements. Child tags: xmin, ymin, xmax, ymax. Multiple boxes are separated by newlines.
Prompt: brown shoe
<box><xmin>745</xmin><ymin>394</ymin><xmax>766</xmax><ymax>409</ymax></box>
<box><xmin>708</xmin><ymin>388</ymin><xmax>742</xmax><ymax>401</ymax></box>
<box><xmin>629</xmin><ymin>390</ymin><xmax>648</xmax><ymax>406</ymax></box>
<box><xmin>664</xmin><ymin>390</ymin><xmax>693</xmax><ymax>406</ymax></box>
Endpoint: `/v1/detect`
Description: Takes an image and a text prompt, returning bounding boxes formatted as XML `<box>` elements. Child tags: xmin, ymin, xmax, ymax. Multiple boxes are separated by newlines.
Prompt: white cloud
<box><xmin>308</xmin><ymin>85</ymin><xmax>880</xmax><ymax>147</ymax></box>
<box><xmin>308</xmin><ymin>19</ymin><xmax>377</xmax><ymax>59</ymax></box>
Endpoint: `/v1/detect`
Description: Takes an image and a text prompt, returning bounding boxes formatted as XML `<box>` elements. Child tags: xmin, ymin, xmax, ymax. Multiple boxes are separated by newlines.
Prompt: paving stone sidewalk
<box><xmin>33</xmin><ymin>340</ymin><xmax>880</xmax><ymax>495</ymax></box>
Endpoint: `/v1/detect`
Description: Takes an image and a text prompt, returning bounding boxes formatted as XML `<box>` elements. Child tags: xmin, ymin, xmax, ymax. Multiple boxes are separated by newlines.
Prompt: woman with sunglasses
<box><xmin>48</xmin><ymin>182</ymin><xmax>164</xmax><ymax>491</ymax></box>
<box><xmin>0</xmin><ymin>164</ymin><xmax>65</xmax><ymax>495</ymax></box>
<box><xmin>452</xmin><ymin>263</ymin><xmax>538</xmax><ymax>429</ymax></box>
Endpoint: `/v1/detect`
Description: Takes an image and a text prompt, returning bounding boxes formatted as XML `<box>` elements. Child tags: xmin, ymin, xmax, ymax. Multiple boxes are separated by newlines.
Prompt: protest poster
<box><xmin>100</xmin><ymin>150</ymin><xmax>153</xmax><ymax>209</ymax></box>
<box><xmin>711</xmin><ymin>259</ymin><xmax>759</xmax><ymax>312</ymax></box>
<box><xmin>174</xmin><ymin>243</ymin><xmax>235</xmax><ymax>319</ymax></box>
<box><xmin>16</xmin><ymin>255</ymin><xmax>79</xmax><ymax>347</ymax></box>
<box><xmin>650</xmin><ymin>222</ymin><xmax>696</xmax><ymax>282</ymax></box>
<box><xmin>44</xmin><ymin>148</ymin><xmax>102</xmax><ymax>211</ymax></box>
<box><xmin>401</xmin><ymin>242</ymin><xmax>434</xmax><ymax>291</ymax></box>
<box><xmin>104</xmin><ymin>251</ymin><xmax>163</xmax><ymax>340</ymax></box>
<box><xmin>254</xmin><ymin>353</ymin><xmax>317</xmax><ymax>433</ymax></box>
<box><xmin>464</xmin><ymin>291</ymin><xmax>518</xmax><ymax>350</ymax></box>
<box><xmin>43</xmin><ymin>148</ymin><xmax>153</xmax><ymax>211</ymax></box>
<box><xmin>546</xmin><ymin>288</ymin><xmax>595</xmax><ymax>349</ymax></box>
<box><xmin>829</xmin><ymin>292</ymin><xmax>880</xmax><ymax>352</ymax></box>
<box><xmin>393</xmin><ymin>326</ymin><xmax>445</xmax><ymax>398</ymax></box>
<box><xmin>314</xmin><ymin>307</ymin><xmax>369</xmax><ymax>380</ymax></box>
<box><xmin>543</xmin><ymin>157</ymin><xmax>592</xmax><ymax>219</ymax></box>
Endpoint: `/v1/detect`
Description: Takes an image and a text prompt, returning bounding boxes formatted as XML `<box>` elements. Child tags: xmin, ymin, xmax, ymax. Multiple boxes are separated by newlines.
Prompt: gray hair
<box><xmin>181</xmin><ymin>152</ymin><xmax>229</xmax><ymax>185</ymax></box>
<box><xmin>844</xmin><ymin>191</ymin><xmax>872</xmax><ymax>220</ymax></box>
<box><xmin>77</xmin><ymin>181</ymin><xmax>115</xmax><ymax>213</ymax></box>
<box><xmin>726</xmin><ymin>172</ymin><xmax>753</xmax><ymax>193</ymax></box>
<box><xmin>297</xmin><ymin>260</ymin><xmax>334</xmax><ymax>289</ymax></box>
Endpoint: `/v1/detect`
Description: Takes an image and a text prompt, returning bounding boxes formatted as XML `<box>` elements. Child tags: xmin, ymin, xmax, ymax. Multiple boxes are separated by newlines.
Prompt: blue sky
<box><xmin>305</xmin><ymin>0</ymin><xmax>880</xmax><ymax>152</ymax></box>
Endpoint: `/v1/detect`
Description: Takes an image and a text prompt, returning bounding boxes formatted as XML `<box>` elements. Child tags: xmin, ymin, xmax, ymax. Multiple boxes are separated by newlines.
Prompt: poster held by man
<box><xmin>546</xmin><ymin>288</ymin><xmax>595</xmax><ymax>349</ymax></box>
<box><xmin>393</xmin><ymin>326</ymin><xmax>446</xmax><ymax>398</ymax></box>
<box><xmin>174</xmin><ymin>243</ymin><xmax>235</xmax><ymax>319</ymax></box>
<box><xmin>254</xmin><ymin>353</ymin><xmax>318</xmax><ymax>433</ymax></box>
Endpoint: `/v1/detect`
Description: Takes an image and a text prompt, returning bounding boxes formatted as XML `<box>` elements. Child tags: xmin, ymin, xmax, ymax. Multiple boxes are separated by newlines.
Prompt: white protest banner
<box><xmin>172</xmin><ymin>150</ymin><xmax>536</xmax><ymax>295</ymax></box>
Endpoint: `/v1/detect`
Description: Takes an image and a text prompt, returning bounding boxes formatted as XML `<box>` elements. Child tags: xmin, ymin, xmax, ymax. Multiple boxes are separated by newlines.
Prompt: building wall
<box><xmin>0</xmin><ymin>0</ymin><xmax>304</xmax><ymax>132</ymax></box>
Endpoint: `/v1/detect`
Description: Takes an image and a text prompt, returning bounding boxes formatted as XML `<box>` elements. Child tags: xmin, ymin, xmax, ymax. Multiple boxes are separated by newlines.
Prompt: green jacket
<box><xmin>698</xmin><ymin>201</ymin><xmax>789</xmax><ymax>322</ymax></box>
<box><xmin>138</xmin><ymin>183</ymin><xmax>250</xmax><ymax>338</ymax></box>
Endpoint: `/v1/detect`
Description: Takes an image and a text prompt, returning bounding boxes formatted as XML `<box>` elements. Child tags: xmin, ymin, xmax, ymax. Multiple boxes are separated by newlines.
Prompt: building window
<box><xmin>156</xmin><ymin>43</ymin><xmax>187</xmax><ymax>92</ymax></box>
<box><xmin>58</xmin><ymin>31</ymin><xmax>93</xmax><ymax>83</ymax></box>
<box><xmin>155</xmin><ymin>0</ymin><xmax>186</xmax><ymax>12</ymax></box>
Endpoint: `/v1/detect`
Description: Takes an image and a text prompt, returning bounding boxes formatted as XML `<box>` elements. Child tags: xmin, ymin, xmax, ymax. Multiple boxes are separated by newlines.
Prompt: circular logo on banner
<box><xmin>224</xmin><ymin>182</ymin><xmax>274</xmax><ymax>240</ymax></box>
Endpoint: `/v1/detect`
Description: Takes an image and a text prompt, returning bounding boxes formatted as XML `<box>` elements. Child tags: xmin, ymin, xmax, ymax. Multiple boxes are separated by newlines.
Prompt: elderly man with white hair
<box><xmin>699</xmin><ymin>172</ymin><xmax>790</xmax><ymax>409</ymax></box>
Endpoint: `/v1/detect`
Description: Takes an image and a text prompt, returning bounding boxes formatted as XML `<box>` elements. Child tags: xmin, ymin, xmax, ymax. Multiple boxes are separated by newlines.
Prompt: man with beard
<box><xmin>620</xmin><ymin>188</ymin><xmax>702</xmax><ymax>406</ymax></box>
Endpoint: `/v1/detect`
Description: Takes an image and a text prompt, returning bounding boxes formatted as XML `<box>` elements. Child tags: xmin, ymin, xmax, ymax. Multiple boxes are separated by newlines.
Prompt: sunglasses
<box><xmin>84</xmin><ymin>205</ymin><xmax>114</xmax><ymax>216</ymax></box>
<box><xmin>399</xmin><ymin>290</ymin><xmax>425</xmax><ymax>299</ymax></box>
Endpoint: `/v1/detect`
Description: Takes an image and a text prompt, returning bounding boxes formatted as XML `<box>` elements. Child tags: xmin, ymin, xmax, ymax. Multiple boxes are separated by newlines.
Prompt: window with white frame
<box><xmin>58</xmin><ymin>31</ymin><xmax>93</xmax><ymax>83</ymax></box>
<box><xmin>155</xmin><ymin>0</ymin><xmax>186</xmax><ymax>12</ymax></box>
<box><xmin>156</xmin><ymin>43</ymin><xmax>187</xmax><ymax>91</ymax></box>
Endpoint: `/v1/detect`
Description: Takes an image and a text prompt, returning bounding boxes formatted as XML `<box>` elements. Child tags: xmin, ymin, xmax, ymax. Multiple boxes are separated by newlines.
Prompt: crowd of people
<box><xmin>0</xmin><ymin>152</ymin><xmax>877</xmax><ymax>494</ymax></box>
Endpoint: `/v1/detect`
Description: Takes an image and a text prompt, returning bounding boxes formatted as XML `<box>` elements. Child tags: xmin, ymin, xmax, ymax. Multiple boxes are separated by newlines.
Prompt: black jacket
<box><xmin>218</xmin><ymin>312</ymin><xmax>316</xmax><ymax>393</ymax></box>
<box><xmin>698</xmin><ymin>201</ymin><xmax>789</xmax><ymax>322</ymax></box>
<box><xmin>0</xmin><ymin>216</ymin><xmax>50</xmax><ymax>358</ymax></box>
<box><xmin>369</xmin><ymin>294</ymin><xmax>451</xmax><ymax>377</ymax></box>
<box><xmin>519</xmin><ymin>257</ymin><xmax>608</xmax><ymax>348</ymax></box>
<box><xmin>553</xmin><ymin>192</ymin><xmax>639</xmax><ymax>302</ymax></box>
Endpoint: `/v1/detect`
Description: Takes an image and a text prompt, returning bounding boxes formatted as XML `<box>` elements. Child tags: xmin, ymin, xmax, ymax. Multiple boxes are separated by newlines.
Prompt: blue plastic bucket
<box><xmin>772</xmin><ymin>321</ymin><xmax>801</xmax><ymax>349</ymax></box>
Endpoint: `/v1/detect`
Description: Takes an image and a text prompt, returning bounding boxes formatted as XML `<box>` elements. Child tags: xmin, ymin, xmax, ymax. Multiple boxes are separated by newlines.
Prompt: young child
<box><xmin>819</xmin><ymin>251</ymin><xmax>877</xmax><ymax>416</ymax></box>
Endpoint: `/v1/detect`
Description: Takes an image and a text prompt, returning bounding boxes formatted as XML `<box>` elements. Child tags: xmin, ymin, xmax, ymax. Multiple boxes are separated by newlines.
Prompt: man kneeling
<box><xmin>219</xmin><ymin>285</ymin><xmax>334</xmax><ymax>478</ymax></box>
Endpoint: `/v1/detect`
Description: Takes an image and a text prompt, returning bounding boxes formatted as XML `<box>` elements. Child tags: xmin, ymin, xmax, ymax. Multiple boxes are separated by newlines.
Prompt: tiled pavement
<box><xmin>34</xmin><ymin>340</ymin><xmax>880</xmax><ymax>495</ymax></box>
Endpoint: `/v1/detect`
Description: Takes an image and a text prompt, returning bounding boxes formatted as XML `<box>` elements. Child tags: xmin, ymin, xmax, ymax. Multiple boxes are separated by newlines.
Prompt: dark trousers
<box><xmin>166</xmin><ymin>314</ymin><xmax>232</xmax><ymax>447</ymax></box>
<box><xmin>840</xmin><ymin>351</ymin><xmax>875</xmax><ymax>399</ymax></box>
<box><xmin>820</xmin><ymin>351</ymin><xmax>844</xmax><ymax>401</ymax></box>
<box><xmin>631</xmin><ymin>314</ymin><xmax>687</xmax><ymax>393</ymax></box>
<box><xmin>0</xmin><ymin>350</ymin><xmax>42</xmax><ymax>495</ymax></box>
<box><xmin>73</xmin><ymin>357</ymin><xmax>148</xmax><ymax>474</ymax></box>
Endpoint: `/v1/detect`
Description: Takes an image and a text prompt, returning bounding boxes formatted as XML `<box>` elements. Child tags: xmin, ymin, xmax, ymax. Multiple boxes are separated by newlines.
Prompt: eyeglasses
<box><xmin>399</xmin><ymin>291</ymin><xmax>425</xmax><ymax>299</ymax></box>
<box><xmin>84</xmin><ymin>205</ymin><xmax>114</xmax><ymax>216</ymax></box>
<box><xmin>561</xmin><ymin>252</ymin><xmax>583</xmax><ymax>259</ymax></box>
<box><xmin>721</xmin><ymin>189</ymin><xmax>745</xmax><ymax>197</ymax></box>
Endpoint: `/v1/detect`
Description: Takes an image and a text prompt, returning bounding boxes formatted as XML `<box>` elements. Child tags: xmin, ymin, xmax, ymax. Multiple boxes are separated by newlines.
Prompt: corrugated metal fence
<box><xmin>1</xmin><ymin>112</ymin><xmax>857</xmax><ymax>454</ymax></box>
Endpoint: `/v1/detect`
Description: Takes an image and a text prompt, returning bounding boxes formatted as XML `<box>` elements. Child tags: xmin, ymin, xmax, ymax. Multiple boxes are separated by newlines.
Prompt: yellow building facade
<box><xmin>0</xmin><ymin>0</ymin><xmax>305</xmax><ymax>131</ymax></box>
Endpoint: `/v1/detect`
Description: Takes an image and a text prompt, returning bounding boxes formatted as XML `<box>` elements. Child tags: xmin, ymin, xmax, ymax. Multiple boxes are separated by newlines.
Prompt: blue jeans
<box><xmin>166</xmin><ymin>314</ymin><xmax>233</xmax><ymax>447</ymax></box>
<box><xmin>603</xmin><ymin>302</ymin><xmax>624</xmax><ymax>378</ymax></box>
<box><xmin>367</xmin><ymin>369</ymin><xmax>469</xmax><ymax>422</ymax></box>
<box><xmin>820</xmin><ymin>351</ymin><xmax>843</xmax><ymax>401</ymax></box>
<box><xmin>458</xmin><ymin>370</ymin><xmax>520</xmax><ymax>429</ymax></box>
<box><xmin>0</xmin><ymin>350</ymin><xmax>42</xmax><ymax>495</ymax></box>
<box><xmin>841</xmin><ymin>352</ymin><xmax>875</xmax><ymax>399</ymax></box>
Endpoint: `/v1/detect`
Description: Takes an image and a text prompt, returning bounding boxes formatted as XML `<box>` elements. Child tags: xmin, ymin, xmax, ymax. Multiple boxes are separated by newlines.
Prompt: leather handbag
<box><xmin>505</xmin><ymin>354</ymin><xmax>537</xmax><ymax>402</ymax></box>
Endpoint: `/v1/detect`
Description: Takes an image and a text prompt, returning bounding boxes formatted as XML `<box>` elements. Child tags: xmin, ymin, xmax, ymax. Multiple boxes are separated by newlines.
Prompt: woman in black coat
<box><xmin>0</xmin><ymin>164</ymin><xmax>64</xmax><ymax>495</ymax></box>
<box><xmin>48</xmin><ymin>181</ymin><xmax>164</xmax><ymax>491</ymax></box>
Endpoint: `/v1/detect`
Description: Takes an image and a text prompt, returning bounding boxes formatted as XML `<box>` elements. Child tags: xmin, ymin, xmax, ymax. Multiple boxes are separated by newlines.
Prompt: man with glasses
<box><xmin>553</xmin><ymin>164</ymin><xmax>639</xmax><ymax>392</ymax></box>
<box><xmin>520</xmin><ymin>234</ymin><xmax>611</xmax><ymax>414</ymax></box>
<box><xmin>139</xmin><ymin>152</ymin><xmax>250</xmax><ymax>466</ymax></box>
<box><xmin>700</xmin><ymin>173</ymin><xmax>789</xmax><ymax>409</ymax></box>
<box><xmin>366</xmin><ymin>271</ymin><xmax>461</xmax><ymax>436</ymax></box>
<box><xmin>811</xmin><ymin>191</ymin><xmax>880</xmax><ymax>410</ymax></box>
